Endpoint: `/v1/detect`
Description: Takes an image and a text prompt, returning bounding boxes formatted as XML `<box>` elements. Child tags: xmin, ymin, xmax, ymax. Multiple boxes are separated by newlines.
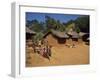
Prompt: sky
<box><xmin>26</xmin><ymin>12</ymin><xmax>85</xmax><ymax>23</ymax></box>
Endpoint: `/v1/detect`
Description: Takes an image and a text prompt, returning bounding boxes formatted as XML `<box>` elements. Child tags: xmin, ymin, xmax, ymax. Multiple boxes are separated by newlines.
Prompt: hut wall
<box><xmin>26</xmin><ymin>33</ymin><xmax>33</xmax><ymax>40</ymax></box>
<box><xmin>78</xmin><ymin>38</ymin><xmax>83</xmax><ymax>43</ymax></box>
<box><xmin>65</xmin><ymin>38</ymin><xmax>80</xmax><ymax>45</ymax></box>
<box><xmin>65</xmin><ymin>38</ymin><xmax>72</xmax><ymax>44</ymax></box>
<box><xmin>82</xmin><ymin>34</ymin><xmax>89</xmax><ymax>41</ymax></box>
<box><xmin>72</xmin><ymin>38</ymin><xmax>78</xmax><ymax>41</ymax></box>
<box><xmin>57</xmin><ymin>38</ymin><xmax>66</xmax><ymax>44</ymax></box>
<box><xmin>44</xmin><ymin>34</ymin><xmax>58</xmax><ymax>46</ymax></box>
<box><xmin>44</xmin><ymin>34</ymin><xmax>68</xmax><ymax>46</ymax></box>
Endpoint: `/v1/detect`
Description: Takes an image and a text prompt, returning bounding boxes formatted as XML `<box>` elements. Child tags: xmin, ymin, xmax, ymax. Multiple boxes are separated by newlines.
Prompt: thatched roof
<box><xmin>67</xmin><ymin>31</ymin><xmax>79</xmax><ymax>38</ymax></box>
<box><xmin>79</xmin><ymin>32</ymin><xmax>88</xmax><ymax>37</ymax></box>
<box><xmin>26</xmin><ymin>27</ymin><xmax>36</xmax><ymax>34</ymax></box>
<box><xmin>51</xmin><ymin>30</ymin><xmax>69</xmax><ymax>38</ymax></box>
<box><xmin>72</xmin><ymin>35</ymin><xmax>79</xmax><ymax>38</ymax></box>
<box><xmin>87</xmin><ymin>37</ymin><xmax>89</xmax><ymax>41</ymax></box>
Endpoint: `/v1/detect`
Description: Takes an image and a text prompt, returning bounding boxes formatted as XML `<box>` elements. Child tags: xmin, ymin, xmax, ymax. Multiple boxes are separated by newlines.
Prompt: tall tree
<box><xmin>56</xmin><ymin>20</ymin><xmax>65</xmax><ymax>31</ymax></box>
<box><xmin>29</xmin><ymin>20</ymin><xmax>42</xmax><ymax>32</ymax></box>
<box><xmin>75</xmin><ymin>16</ymin><xmax>89</xmax><ymax>33</ymax></box>
<box><xmin>45</xmin><ymin>16</ymin><xmax>57</xmax><ymax>30</ymax></box>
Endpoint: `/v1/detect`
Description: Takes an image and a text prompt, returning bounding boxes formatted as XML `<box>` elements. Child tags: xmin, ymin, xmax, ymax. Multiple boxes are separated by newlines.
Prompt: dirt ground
<box><xmin>26</xmin><ymin>41</ymin><xmax>89</xmax><ymax>67</ymax></box>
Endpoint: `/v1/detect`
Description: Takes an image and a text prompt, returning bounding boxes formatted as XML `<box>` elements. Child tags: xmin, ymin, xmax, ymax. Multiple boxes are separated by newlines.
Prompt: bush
<box><xmin>32</xmin><ymin>32</ymin><xmax>44</xmax><ymax>43</ymax></box>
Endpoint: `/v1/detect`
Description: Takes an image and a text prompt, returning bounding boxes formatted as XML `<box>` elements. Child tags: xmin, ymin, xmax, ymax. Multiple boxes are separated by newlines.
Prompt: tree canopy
<box><xmin>75</xmin><ymin>16</ymin><xmax>89</xmax><ymax>33</ymax></box>
<box><xmin>26</xmin><ymin>15</ymin><xmax>89</xmax><ymax>34</ymax></box>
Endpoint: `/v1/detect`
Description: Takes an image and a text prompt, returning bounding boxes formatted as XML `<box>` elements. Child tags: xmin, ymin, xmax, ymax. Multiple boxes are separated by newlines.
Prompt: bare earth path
<box><xmin>26</xmin><ymin>43</ymin><xmax>89</xmax><ymax>67</ymax></box>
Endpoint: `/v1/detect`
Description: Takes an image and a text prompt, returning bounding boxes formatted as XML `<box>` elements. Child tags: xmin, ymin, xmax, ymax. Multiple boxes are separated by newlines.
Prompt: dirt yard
<box><xmin>26</xmin><ymin>41</ymin><xmax>89</xmax><ymax>67</ymax></box>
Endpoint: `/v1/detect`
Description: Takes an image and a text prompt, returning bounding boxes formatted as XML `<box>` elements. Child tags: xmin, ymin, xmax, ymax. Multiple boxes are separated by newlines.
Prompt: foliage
<box><xmin>45</xmin><ymin>16</ymin><xmax>66</xmax><ymax>32</ymax></box>
<box><xmin>30</xmin><ymin>20</ymin><xmax>42</xmax><ymax>32</ymax></box>
<box><xmin>65</xmin><ymin>23</ymin><xmax>75</xmax><ymax>32</ymax></box>
<box><xmin>45</xmin><ymin>16</ymin><xmax>57</xmax><ymax>30</ymax></box>
<box><xmin>75</xmin><ymin>16</ymin><xmax>89</xmax><ymax>33</ymax></box>
<box><xmin>32</xmin><ymin>32</ymin><xmax>44</xmax><ymax>43</ymax></box>
<box><xmin>26</xmin><ymin>15</ymin><xmax>89</xmax><ymax>35</ymax></box>
<box><xmin>75</xmin><ymin>27</ymin><xmax>80</xmax><ymax>33</ymax></box>
<box><xmin>64</xmin><ymin>16</ymin><xmax>89</xmax><ymax>33</ymax></box>
<box><xmin>64</xmin><ymin>20</ymin><xmax>75</xmax><ymax>28</ymax></box>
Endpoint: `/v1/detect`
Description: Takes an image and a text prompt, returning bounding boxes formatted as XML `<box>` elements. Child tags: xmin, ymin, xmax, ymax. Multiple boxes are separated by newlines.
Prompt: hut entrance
<box><xmin>26</xmin><ymin>33</ymin><xmax>33</xmax><ymax>40</ymax></box>
<box><xmin>57</xmin><ymin>38</ymin><xmax>66</xmax><ymax>44</ymax></box>
<box><xmin>26</xmin><ymin>27</ymin><xmax>36</xmax><ymax>41</ymax></box>
<box><xmin>72</xmin><ymin>38</ymin><xmax>78</xmax><ymax>41</ymax></box>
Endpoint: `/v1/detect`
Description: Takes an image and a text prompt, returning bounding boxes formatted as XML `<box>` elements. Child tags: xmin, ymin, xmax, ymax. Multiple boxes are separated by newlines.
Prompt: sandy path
<box><xmin>26</xmin><ymin>42</ymin><xmax>89</xmax><ymax>67</ymax></box>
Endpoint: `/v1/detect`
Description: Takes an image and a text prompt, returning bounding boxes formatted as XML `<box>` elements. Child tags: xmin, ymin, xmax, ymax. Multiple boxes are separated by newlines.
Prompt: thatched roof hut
<box><xmin>85</xmin><ymin>37</ymin><xmax>90</xmax><ymax>45</ymax></box>
<box><xmin>43</xmin><ymin>30</ymin><xmax>69</xmax><ymax>45</ymax></box>
<box><xmin>51</xmin><ymin>30</ymin><xmax>69</xmax><ymax>39</ymax></box>
<box><xmin>79</xmin><ymin>32</ymin><xmax>88</xmax><ymax>37</ymax></box>
<box><xmin>67</xmin><ymin>31</ymin><xmax>79</xmax><ymax>41</ymax></box>
<box><xmin>26</xmin><ymin>27</ymin><xmax>36</xmax><ymax>34</ymax></box>
<box><xmin>67</xmin><ymin>31</ymin><xmax>79</xmax><ymax>38</ymax></box>
<box><xmin>81</xmin><ymin>33</ymin><xmax>89</xmax><ymax>41</ymax></box>
<box><xmin>26</xmin><ymin>27</ymin><xmax>36</xmax><ymax>40</ymax></box>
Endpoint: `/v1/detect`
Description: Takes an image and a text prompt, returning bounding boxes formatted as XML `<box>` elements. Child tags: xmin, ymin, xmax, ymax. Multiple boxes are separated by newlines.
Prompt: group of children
<box><xmin>33</xmin><ymin>39</ymin><xmax>52</xmax><ymax>60</ymax></box>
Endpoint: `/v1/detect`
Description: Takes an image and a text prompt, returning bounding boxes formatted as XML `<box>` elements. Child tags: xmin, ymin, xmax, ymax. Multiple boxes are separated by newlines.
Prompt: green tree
<box><xmin>75</xmin><ymin>26</ymin><xmax>80</xmax><ymax>33</ymax></box>
<box><xmin>75</xmin><ymin>16</ymin><xmax>89</xmax><ymax>33</ymax></box>
<box><xmin>45</xmin><ymin>16</ymin><xmax>57</xmax><ymax>30</ymax></box>
<box><xmin>30</xmin><ymin>20</ymin><xmax>42</xmax><ymax>32</ymax></box>
<box><xmin>64</xmin><ymin>20</ymin><xmax>75</xmax><ymax>28</ymax></box>
<box><xmin>56</xmin><ymin>20</ymin><xmax>65</xmax><ymax>32</ymax></box>
<box><xmin>65</xmin><ymin>23</ymin><xmax>75</xmax><ymax>32</ymax></box>
<box><xmin>33</xmin><ymin>32</ymin><xmax>44</xmax><ymax>43</ymax></box>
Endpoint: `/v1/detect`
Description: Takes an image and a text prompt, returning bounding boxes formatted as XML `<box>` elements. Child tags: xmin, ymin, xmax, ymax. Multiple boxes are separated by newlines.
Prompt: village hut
<box><xmin>78</xmin><ymin>32</ymin><xmax>88</xmax><ymax>42</ymax></box>
<box><xmin>26</xmin><ymin>27</ymin><xmax>36</xmax><ymax>40</ymax></box>
<box><xmin>81</xmin><ymin>33</ymin><xmax>89</xmax><ymax>41</ymax></box>
<box><xmin>43</xmin><ymin>30</ymin><xmax>69</xmax><ymax>46</ymax></box>
<box><xmin>51</xmin><ymin>30</ymin><xmax>69</xmax><ymax>43</ymax></box>
<box><xmin>43</xmin><ymin>31</ymin><xmax>55</xmax><ymax>46</ymax></box>
<box><xmin>85</xmin><ymin>37</ymin><xmax>90</xmax><ymax>45</ymax></box>
<box><xmin>26</xmin><ymin>27</ymin><xmax>36</xmax><ymax>47</ymax></box>
<box><xmin>79</xmin><ymin>32</ymin><xmax>88</xmax><ymax>37</ymax></box>
<box><xmin>67</xmin><ymin>31</ymin><xmax>79</xmax><ymax>41</ymax></box>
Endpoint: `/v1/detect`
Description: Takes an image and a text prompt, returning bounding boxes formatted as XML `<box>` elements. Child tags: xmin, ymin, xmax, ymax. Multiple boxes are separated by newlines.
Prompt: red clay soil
<box><xmin>26</xmin><ymin>41</ymin><xmax>89</xmax><ymax>67</ymax></box>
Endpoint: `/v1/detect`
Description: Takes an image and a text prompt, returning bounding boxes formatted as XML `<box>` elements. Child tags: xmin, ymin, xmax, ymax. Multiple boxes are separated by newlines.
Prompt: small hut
<box><xmin>43</xmin><ymin>30</ymin><xmax>69</xmax><ymax>46</ymax></box>
<box><xmin>51</xmin><ymin>30</ymin><xmax>69</xmax><ymax>44</ymax></box>
<box><xmin>26</xmin><ymin>27</ymin><xmax>36</xmax><ymax>40</ymax></box>
<box><xmin>85</xmin><ymin>37</ymin><xmax>90</xmax><ymax>45</ymax></box>
<box><xmin>79</xmin><ymin>32</ymin><xmax>88</xmax><ymax>37</ymax></box>
<box><xmin>81</xmin><ymin>33</ymin><xmax>89</xmax><ymax>41</ymax></box>
<box><xmin>67</xmin><ymin>31</ymin><xmax>79</xmax><ymax>41</ymax></box>
<box><xmin>78</xmin><ymin>32</ymin><xmax>89</xmax><ymax>42</ymax></box>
